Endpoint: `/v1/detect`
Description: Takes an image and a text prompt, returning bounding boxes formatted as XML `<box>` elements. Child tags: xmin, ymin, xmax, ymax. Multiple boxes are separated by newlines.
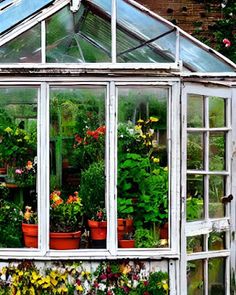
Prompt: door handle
<box><xmin>221</xmin><ymin>194</ymin><xmax>233</xmax><ymax>204</ymax></box>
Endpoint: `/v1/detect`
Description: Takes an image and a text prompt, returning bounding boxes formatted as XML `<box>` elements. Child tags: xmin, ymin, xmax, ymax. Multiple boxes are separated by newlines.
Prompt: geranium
<box><xmin>50</xmin><ymin>191</ymin><xmax>83</xmax><ymax>232</ymax></box>
<box><xmin>91</xmin><ymin>208</ymin><xmax>106</xmax><ymax>222</ymax></box>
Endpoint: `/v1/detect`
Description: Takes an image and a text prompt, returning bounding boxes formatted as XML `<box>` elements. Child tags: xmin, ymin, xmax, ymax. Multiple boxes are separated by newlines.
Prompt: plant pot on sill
<box><xmin>22</xmin><ymin>223</ymin><xmax>38</xmax><ymax>248</ymax></box>
<box><xmin>117</xmin><ymin>218</ymin><xmax>125</xmax><ymax>240</ymax></box>
<box><xmin>88</xmin><ymin>220</ymin><xmax>107</xmax><ymax>240</ymax></box>
<box><xmin>118</xmin><ymin>239</ymin><xmax>135</xmax><ymax>248</ymax></box>
<box><xmin>160</xmin><ymin>223</ymin><xmax>168</xmax><ymax>240</ymax></box>
<box><xmin>50</xmin><ymin>231</ymin><xmax>81</xmax><ymax>250</ymax></box>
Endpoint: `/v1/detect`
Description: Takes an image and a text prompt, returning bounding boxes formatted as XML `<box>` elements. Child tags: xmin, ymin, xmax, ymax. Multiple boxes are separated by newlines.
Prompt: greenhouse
<box><xmin>0</xmin><ymin>0</ymin><xmax>235</xmax><ymax>294</ymax></box>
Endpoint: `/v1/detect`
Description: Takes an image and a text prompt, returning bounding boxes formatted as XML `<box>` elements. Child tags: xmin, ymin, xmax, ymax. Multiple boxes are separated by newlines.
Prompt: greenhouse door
<box><xmin>181</xmin><ymin>83</ymin><xmax>235</xmax><ymax>295</ymax></box>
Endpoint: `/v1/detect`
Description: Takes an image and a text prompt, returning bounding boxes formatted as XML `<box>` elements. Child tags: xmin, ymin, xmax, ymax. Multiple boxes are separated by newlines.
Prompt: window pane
<box><xmin>187</xmin><ymin>95</ymin><xmax>204</xmax><ymax>128</ymax></box>
<box><xmin>209</xmin><ymin>132</ymin><xmax>225</xmax><ymax>171</ymax></box>
<box><xmin>117</xmin><ymin>87</ymin><xmax>168</xmax><ymax>248</ymax></box>
<box><xmin>0</xmin><ymin>87</ymin><xmax>38</xmax><ymax>248</ymax></box>
<box><xmin>46</xmin><ymin>5</ymin><xmax>111</xmax><ymax>63</ymax></box>
<box><xmin>49</xmin><ymin>86</ymin><xmax>106</xmax><ymax>250</ymax></box>
<box><xmin>187</xmin><ymin>260</ymin><xmax>204</xmax><ymax>295</ymax></box>
<box><xmin>187</xmin><ymin>235</ymin><xmax>204</xmax><ymax>253</ymax></box>
<box><xmin>208</xmin><ymin>231</ymin><xmax>226</xmax><ymax>251</ymax></box>
<box><xmin>208</xmin><ymin>258</ymin><xmax>225</xmax><ymax>294</ymax></box>
<box><xmin>187</xmin><ymin>132</ymin><xmax>204</xmax><ymax>170</ymax></box>
<box><xmin>209</xmin><ymin>97</ymin><xmax>226</xmax><ymax>128</ymax></box>
<box><xmin>0</xmin><ymin>24</ymin><xmax>41</xmax><ymax>63</ymax></box>
<box><xmin>209</xmin><ymin>175</ymin><xmax>225</xmax><ymax>218</ymax></box>
<box><xmin>187</xmin><ymin>174</ymin><xmax>204</xmax><ymax>221</ymax></box>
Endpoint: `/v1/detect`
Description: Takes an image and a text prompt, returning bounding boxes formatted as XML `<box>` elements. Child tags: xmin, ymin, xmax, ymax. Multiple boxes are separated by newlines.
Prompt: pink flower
<box><xmin>223</xmin><ymin>38</ymin><xmax>231</xmax><ymax>47</ymax></box>
<box><xmin>15</xmin><ymin>169</ymin><xmax>23</xmax><ymax>174</ymax></box>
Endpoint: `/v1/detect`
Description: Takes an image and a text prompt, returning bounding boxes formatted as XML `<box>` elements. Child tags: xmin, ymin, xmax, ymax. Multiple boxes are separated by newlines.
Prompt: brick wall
<box><xmin>135</xmin><ymin>0</ymin><xmax>222</xmax><ymax>35</ymax></box>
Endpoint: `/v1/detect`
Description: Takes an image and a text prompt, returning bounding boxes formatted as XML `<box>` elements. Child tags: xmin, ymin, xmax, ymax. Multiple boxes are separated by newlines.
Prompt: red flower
<box><xmin>96</xmin><ymin>125</ymin><xmax>106</xmax><ymax>134</ymax></box>
<box><xmin>75</xmin><ymin>134</ymin><xmax>83</xmax><ymax>144</ymax></box>
<box><xmin>143</xmin><ymin>292</ymin><xmax>150</xmax><ymax>295</ymax></box>
<box><xmin>99</xmin><ymin>273</ymin><xmax>107</xmax><ymax>280</ymax></box>
<box><xmin>144</xmin><ymin>280</ymin><xmax>149</xmax><ymax>286</ymax></box>
<box><xmin>223</xmin><ymin>38</ymin><xmax>231</xmax><ymax>47</ymax></box>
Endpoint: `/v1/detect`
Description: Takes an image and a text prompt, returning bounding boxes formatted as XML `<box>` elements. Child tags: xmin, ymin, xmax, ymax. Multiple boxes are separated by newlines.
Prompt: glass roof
<box><xmin>0</xmin><ymin>0</ymin><xmax>53</xmax><ymax>34</ymax></box>
<box><xmin>0</xmin><ymin>0</ymin><xmax>235</xmax><ymax>72</ymax></box>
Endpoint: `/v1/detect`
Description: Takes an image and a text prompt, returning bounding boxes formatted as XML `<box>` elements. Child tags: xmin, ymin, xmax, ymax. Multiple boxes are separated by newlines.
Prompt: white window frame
<box><xmin>0</xmin><ymin>77</ymin><xmax>180</xmax><ymax>261</ymax></box>
<box><xmin>180</xmin><ymin>83</ymin><xmax>234</xmax><ymax>295</ymax></box>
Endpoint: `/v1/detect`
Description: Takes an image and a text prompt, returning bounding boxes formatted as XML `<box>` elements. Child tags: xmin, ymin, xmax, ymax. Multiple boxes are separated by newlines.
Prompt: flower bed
<box><xmin>0</xmin><ymin>261</ymin><xmax>168</xmax><ymax>294</ymax></box>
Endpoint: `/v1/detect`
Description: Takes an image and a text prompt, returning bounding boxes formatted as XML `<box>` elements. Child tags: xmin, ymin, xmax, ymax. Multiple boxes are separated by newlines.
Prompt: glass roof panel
<box><xmin>0</xmin><ymin>24</ymin><xmax>41</xmax><ymax>63</ymax></box>
<box><xmin>0</xmin><ymin>0</ymin><xmax>53</xmax><ymax>34</ymax></box>
<box><xmin>180</xmin><ymin>35</ymin><xmax>234</xmax><ymax>72</ymax></box>
<box><xmin>46</xmin><ymin>4</ymin><xmax>111</xmax><ymax>62</ymax></box>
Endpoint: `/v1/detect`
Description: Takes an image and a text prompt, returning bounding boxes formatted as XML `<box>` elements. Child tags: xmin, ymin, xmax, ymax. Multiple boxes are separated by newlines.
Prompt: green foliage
<box><xmin>186</xmin><ymin>197</ymin><xmax>202</xmax><ymax>221</ymax></box>
<box><xmin>0</xmin><ymin>199</ymin><xmax>23</xmax><ymax>248</ymax></box>
<box><xmin>79</xmin><ymin>160</ymin><xmax>105</xmax><ymax>217</ymax></box>
<box><xmin>134</xmin><ymin>228</ymin><xmax>156</xmax><ymax>248</ymax></box>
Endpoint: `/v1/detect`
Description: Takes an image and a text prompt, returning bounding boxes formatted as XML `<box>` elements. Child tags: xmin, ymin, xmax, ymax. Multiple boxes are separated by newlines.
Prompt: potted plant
<box><xmin>50</xmin><ymin>190</ymin><xmax>83</xmax><ymax>250</ymax></box>
<box><xmin>22</xmin><ymin>206</ymin><xmax>38</xmax><ymax>248</ymax></box>
<box><xmin>118</xmin><ymin>232</ymin><xmax>135</xmax><ymax>248</ymax></box>
<box><xmin>88</xmin><ymin>208</ymin><xmax>107</xmax><ymax>248</ymax></box>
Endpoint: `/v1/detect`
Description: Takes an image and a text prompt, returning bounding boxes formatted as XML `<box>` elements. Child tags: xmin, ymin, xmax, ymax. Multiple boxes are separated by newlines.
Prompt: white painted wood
<box><xmin>70</xmin><ymin>0</ymin><xmax>81</xmax><ymax>12</ymax></box>
<box><xmin>41</xmin><ymin>21</ymin><xmax>46</xmax><ymax>64</ymax></box>
<box><xmin>111</xmin><ymin>0</ymin><xmax>116</xmax><ymax>63</ymax></box>
<box><xmin>187</xmin><ymin>251</ymin><xmax>230</xmax><ymax>261</ymax></box>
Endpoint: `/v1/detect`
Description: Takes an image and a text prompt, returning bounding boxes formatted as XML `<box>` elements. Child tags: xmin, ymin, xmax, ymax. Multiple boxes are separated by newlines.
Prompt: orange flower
<box><xmin>26</xmin><ymin>160</ymin><xmax>33</xmax><ymax>170</ymax></box>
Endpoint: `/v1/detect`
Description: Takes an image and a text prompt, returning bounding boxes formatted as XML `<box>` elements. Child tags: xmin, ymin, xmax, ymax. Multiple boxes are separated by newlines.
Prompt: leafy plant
<box><xmin>134</xmin><ymin>228</ymin><xmax>157</xmax><ymax>248</ymax></box>
<box><xmin>79</xmin><ymin>160</ymin><xmax>105</xmax><ymax>217</ymax></box>
<box><xmin>0</xmin><ymin>199</ymin><xmax>23</xmax><ymax>247</ymax></box>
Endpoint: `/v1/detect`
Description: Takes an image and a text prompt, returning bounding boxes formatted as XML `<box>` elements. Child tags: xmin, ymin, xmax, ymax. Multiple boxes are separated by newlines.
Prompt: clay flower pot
<box><xmin>118</xmin><ymin>239</ymin><xmax>135</xmax><ymax>248</ymax></box>
<box><xmin>88</xmin><ymin>220</ymin><xmax>107</xmax><ymax>240</ymax></box>
<box><xmin>117</xmin><ymin>218</ymin><xmax>125</xmax><ymax>240</ymax></box>
<box><xmin>50</xmin><ymin>231</ymin><xmax>81</xmax><ymax>250</ymax></box>
<box><xmin>22</xmin><ymin>223</ymin><xmax>38</xmax><ymax>248</ymax></box>
<box><xmin>160</xmin><ymin>223</ymin><xmax>168</xmax><ymax>239</ymax></box>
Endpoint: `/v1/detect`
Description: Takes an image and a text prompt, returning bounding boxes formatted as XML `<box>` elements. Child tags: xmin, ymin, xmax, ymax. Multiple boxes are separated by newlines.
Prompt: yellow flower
<box><xmin>152</xmin><ymin>157</ymin><xmax>160</xmax><ymax>163</ymax></box>
<box><xmin>162</xmin><ymin>280</ymin><xmax>169</xmax><ymax>291</ymax></box>
<box><xmin>137</xmin><ymin>119</ymin><xmax>144</xmax><ymax>124</ymax></box>
<box><xmin>76</xmin><ymin>285</ymin><xmax>83</xmax><ymax>292</ymax></box>
<box><xmin>164</xmin><ymin>167</ymin><xmax>168</xmax><ymax>171</ymax></box>
<box><xmin>58</xmin><ymin>284</ymin><xmax>68</xmax><ymax>293</ymax></box>
<box><xmin>4</xmin><ymin>127</ymin><xmax>13</xmax><ymax>133</ymax></box>
<box><xmin>150</xmin><ymin>116</ymin><xmax>159</xmax><ymax>122</ymax></box>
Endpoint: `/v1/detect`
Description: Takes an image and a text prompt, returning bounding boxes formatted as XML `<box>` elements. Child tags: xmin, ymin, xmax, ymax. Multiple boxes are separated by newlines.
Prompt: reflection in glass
<box><xmin>187</xmin><ymin>260</ymin><xmax>204</xmax><ymax>295</ymax></box>
<box><xmin>209</xmin><ymin>132</ymin><xmax>225</xmax><ymax>171</ymax></box>
<box><xmin>209</xmin><ymin>97</ymin><xmax>225</xmax><ymax>128</ymax></box>
<box><xmin>0</xmin><ymin>88</ymin><xmax>38</xmax><ymax>248</ymax></box>
<box><xmin>208</xmin><ymin>232</ymin><xmax>225</xmax><ymax>251</ymax></box>
<box><xmin>187</xmin><ymin>175</ymin><xmax>204</xmax><ymax>221</ymax></box>
<box><xmin>46</xmin><ymin>5</ymin><xmax>111</xmax><ymax>63</ymax></box>
<box><xmin>187</xmin><ymin>235</ymin><xmax>204</xmax><ymax>253</ymax></box>
<box><xmin>0</xmin><ymin>25</ymin><xmax>41</xmax><ymax>63</ymax></box>
<box><xmin>209</xmin><ymin>175</ymin><xmax>225</xmax><ymax>218</ymax></box>
<box><xmin>117</xmin><ymin>87</ymin><xmax>168</xmax><ymax>248</ymax></box>
<box><xmin>50</xmin><ymin>87</ymin><xmax>106</xmax><ymax>249</ymax></box>
<box><xmin>208</xmin><ymin>258</ymin><xmax>225</xmax><ymax>294</ymax></box>
<box><xmin>187</xmin><ymin>95</ymin><xmax>204</xmax><ymax>128</ymax></box>
<box><xmin>187</xmin><ymin>133</ymin><xmax>204</xmax><ymax>170</ymax></box>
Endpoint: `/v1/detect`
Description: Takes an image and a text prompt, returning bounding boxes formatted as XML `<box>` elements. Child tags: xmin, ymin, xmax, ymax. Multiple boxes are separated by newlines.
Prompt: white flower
<box><xmin>98</xmin><ymin>283</ymin><xmax>106</xmax><ymax>291</ymax></box>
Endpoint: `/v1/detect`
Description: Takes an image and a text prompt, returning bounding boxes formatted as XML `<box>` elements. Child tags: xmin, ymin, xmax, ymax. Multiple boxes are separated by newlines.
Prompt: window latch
<box><xmin>221</xmin><ymin>194</ymin><xmax>233</xmax><ymax>204</ymax></box>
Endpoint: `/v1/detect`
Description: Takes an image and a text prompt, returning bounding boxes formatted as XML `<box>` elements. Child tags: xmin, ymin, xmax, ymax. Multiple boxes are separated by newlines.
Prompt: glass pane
<box><xmin>208</xmin><ymin>231</ymin><xmax>226</xmax><ymax>251</ymax></box>
<box><xmin>187</xmin><ymin>235</ymin><xmax>204</xmax><ymax>254</ymax></box>
<box><xmin>50</xmin><ymin>86</ymin><xmax>106</xmax><ymax>250</ymax></box>
<box><xmin>209</xmin><ymin>132</ymin><xmax>225</xmax><ymax>171</ymax></box>
<box><xmin>187</xmin><ymin>260</ymin><xmax>204</xmax><ymax>295</ymax></box>
<box><xmin>0</xmin><ymin>87</ymin><xmax>38</xmax><ymax>248</ymax></box>
<box><xmin>0</xmin><ymin>0</ymin><xmax>53</xmax><ymax>34</ymax></box>
<box><xmin>187</xmin><ymin>133</ymin><xmax>204</xmax><ymax>170</ymax></box>
<box><xmin>208</xmin><ymin>258</ymin><xmax>225</xmax><ymax>294</ymax></box>
<box><xmin>180</xmin><ymin>35</ymin><xmax>234</xmax><ymax>72</ymax></box>
<box><xmin>209</xmin><ymin>97</ymin><xmax>226</xmax><ymax>128</ymax></box>
<box><xmin>187</xmin><ymin>175</ymin><xmax>204</xmax><ymax>221</ymax></box>
<box><xmin>117</xmin><ymin>87</ymin><xmax>168</xmax><ymax>248</ymax></box>
<box><xmin>116</xmin><ymin>0</ymin><xmax>176</xmax><ymax>63</ymax></box>
<box><xmin>0</xmin><ymin>24</ymin><xmax>41</xmax><ymax>63</ymax></box>
<box><xmin>46</xmin><ymin>5</ymin><xmax>111</xmax><ymax>63</ymax></box>
<box><xmin>209</xmin><ymin>175</ymin><xmax>225</xmax><ymax>218</ymax></box>
<box><xmin>187</xmin><ymin>95</ymin><xmax>204</xmax><ymax>128</ymax></box>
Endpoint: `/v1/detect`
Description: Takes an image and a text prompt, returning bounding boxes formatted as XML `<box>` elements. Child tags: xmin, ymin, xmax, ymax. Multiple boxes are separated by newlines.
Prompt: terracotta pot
<box><xmin>160</xmin><ymin>223</ymin><xmax>168</xmax><ymax>239</ymax></box>
<box><xmin>22</xmin><ymin>223</ymin><xmax>38</xmax><ymax>248</ymax></box>
<box><xmin>119</xmin><ymin>239</ymin><xmax>135</xmax><ymax>248</ymax></box>
<box><xmin>0</xmin><ymin>167</ymin><xmax>6</xmax><ymax>175</ymax></box>
<box><xmin>88</xmin><ymin>220</ymin><xmax>107</xmax><ymax>240</ymax></box>
<box><xmin>125</xmin><ymin>218</ymin><xmax>133</xmax><ymax>232</ymax></box>
<box><xmin>50</xmin><ymin>231</ymin><xmax>81</xmax><ymax>250</ymax></box>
